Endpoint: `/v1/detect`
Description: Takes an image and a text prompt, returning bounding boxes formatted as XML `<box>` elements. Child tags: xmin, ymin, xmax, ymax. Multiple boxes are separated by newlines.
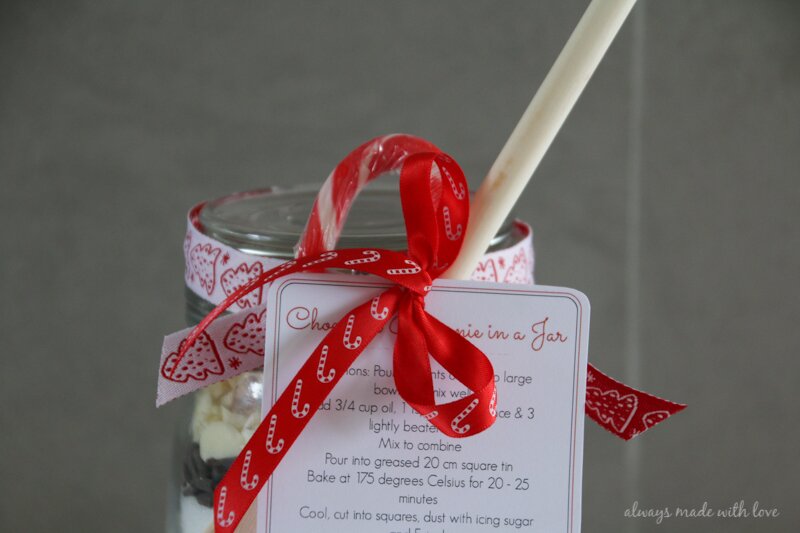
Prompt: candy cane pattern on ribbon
<box><xmin>442</xmin><ymin>165</ymin><xmax>466</xmax><ymax>200</ymax></box>
<box><xmin>291</xmin><ymin>379</ymin><xmax>310</xmax><ymax>419</ymax></box>
<box><xmin>442</xmin><ymin>206</ymin><xmax>462</xmax><ymax>241</ymax></box>
<box><xmin>248</xmin><ymin>260</ymin><xmax>297</xmax><ymax>292</ymax></box>
<box><xmin>302</xmin><ymin>251</ymin><xmax>338</xmax><ymax>269</ymax></box>
<box><xmin>344</xmin><ymin>250</ymin><xmax>381</xmax><ymax>266</ymax></box>
<box><xmin>423</xmin><ymin>410</ymin><xmax>439</xmax><ymax>421</ymax></box>
<box><xmin>451</xmin><ymin>399</ymin><xmax>480</xmax><ymax>435</ymax></box>
<box><xmin>316</xmin><ymin>345</ymin><xmax>334</xmax><ymax>383</ymax></box>
<box><xmin>489</xmin><ymin>389</ymin><xmax>498</xmax><ymax>418</ymax></box>
<box><xmin>387</xmin><ymin>259</ymin><xmax>422</xmax><ymax>276</ymax></box>
<box><xmin>273</xmin><ymin>260</ymin><xmax>297</xmax><ymax>276</ymax></box>
<box><xmin>342</xmin><ymin>315</ymin><xmax>362</xmax><ymax>349</ymax></box>
<box><xmin>370</xmin><ymin>295</ymin><xmax>389</xmax><ymax>320</ymax></box>
<box><xmin>216</xmin><ymin>486</ymin><xmax>235</xmax><ymax>527</ymax></box>
<box><xmin>239</xmin><ymin>450</ymin><xmax>259</xmax><ymax>491</ymax></box>
<box><xmin>265</xmin><ymin>414</ymin><xmax>284</xmax><ymax>454</ymax></box>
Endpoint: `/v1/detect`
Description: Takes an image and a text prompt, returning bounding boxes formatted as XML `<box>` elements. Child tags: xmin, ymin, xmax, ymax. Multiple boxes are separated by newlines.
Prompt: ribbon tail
<box><xmin>393</xmin><ymin>297</ymin><xmax>497</xmax><ymax>438</ymax></box>
<box><xmin>212</xmin><ymin>288</ymin><xmax>402</xmax><ymax>533</ymax></box>
<box><xmin>585</xmin><ymin>363</ymin><xmax>686</xmax><ymax>440</ymax></box>
<box><xmin>157</xmin><ymin>307</ymin><xmax>267</xmax><ymax>406</ymax></box>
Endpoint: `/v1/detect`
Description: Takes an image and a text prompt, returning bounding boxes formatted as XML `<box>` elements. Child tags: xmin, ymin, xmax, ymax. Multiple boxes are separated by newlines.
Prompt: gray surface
<box><xmin>1</xmin><ymin>1</ymin><xmax>798</xmax><ymax>532</ymax></box>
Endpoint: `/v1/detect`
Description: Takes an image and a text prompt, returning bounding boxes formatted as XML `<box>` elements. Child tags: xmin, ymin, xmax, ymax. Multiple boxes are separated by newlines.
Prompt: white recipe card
<box><xmin>259</xmin><ymin>274</ymin><xmax>589</xmax><ymax>533</ymax></box>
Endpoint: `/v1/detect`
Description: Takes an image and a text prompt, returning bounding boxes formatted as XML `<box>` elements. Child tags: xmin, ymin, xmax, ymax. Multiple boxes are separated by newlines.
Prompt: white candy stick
<box><xmin>444</xmin><ymin>0</ymin><xmax>637</xmax><ymax>279</ymax></box>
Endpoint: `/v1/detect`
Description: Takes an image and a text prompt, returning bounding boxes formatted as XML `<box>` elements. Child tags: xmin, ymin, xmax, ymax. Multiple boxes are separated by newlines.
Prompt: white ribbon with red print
<box><xmin>184</xmin><ymin>203</ymin><xmax>534</xmax><ymax>310</ymax></box>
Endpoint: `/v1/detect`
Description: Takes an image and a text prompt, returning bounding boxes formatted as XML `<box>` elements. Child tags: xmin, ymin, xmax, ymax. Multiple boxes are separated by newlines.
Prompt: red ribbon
<box><xmin>171</xmin><ymin>138</ymin><xmax>686</xmax><ymax>532</ymax></box>
<box><xmin>175</xmin><ymin>150</ymin><xmax>497</xmax><ymax>532</ymax></box>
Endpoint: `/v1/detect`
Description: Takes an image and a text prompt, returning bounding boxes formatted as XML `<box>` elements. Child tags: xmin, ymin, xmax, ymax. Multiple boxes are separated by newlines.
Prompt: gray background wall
<box><xmin>1</xmin><ymin>1</ymin><xmax>798</xmax><ymax>532</ymax></box>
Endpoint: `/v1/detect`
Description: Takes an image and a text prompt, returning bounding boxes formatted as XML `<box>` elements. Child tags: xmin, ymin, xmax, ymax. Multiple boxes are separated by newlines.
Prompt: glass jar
<box><xmin>169</xmin><ymin>185</ymin><xmax>533</xmax><ymax>533</ymax></box>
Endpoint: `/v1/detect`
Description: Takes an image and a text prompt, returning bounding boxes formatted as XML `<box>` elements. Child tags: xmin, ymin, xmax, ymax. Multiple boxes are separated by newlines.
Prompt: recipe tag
<box><xmin>259</xmin><ymin>274</ymin><xmax>589</xmax><ymax>533</ymax></box>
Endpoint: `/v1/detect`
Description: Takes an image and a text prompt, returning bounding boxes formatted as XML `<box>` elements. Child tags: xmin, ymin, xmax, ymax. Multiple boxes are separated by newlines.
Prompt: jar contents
<box><xmin>179</xmin><ymin>372</ymin><xmax>262</xmax><ymax>530</ymax></box>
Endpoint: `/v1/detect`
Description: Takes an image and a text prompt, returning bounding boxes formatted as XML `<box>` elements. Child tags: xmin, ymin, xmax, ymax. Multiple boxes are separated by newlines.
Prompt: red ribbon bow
<box><xmin>175</xmin><ymin>149</ymin><xmax>496</xmax><ymax>532</ymax></box>
<box><xmin>171</xmin><ymin>135</ymin><xmax>686</xmax><ymax>532</ymax></box>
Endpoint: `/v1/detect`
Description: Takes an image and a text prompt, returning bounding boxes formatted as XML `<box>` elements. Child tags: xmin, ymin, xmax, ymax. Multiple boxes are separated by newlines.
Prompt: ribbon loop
<box><xmin>393</xmin><ymin>299</ymin><xmax>498</xmax><ymax>438</ymax></box>
<box><xmin>400</xmin><ymin>152</ymin><xmax>468</xmax><ymax>278</ymax></box>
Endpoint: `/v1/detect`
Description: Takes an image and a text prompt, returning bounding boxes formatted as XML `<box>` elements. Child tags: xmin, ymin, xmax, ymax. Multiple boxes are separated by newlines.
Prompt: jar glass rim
<box><xmin>198</xmin><ymin>184</ymin><xmax>515</xmax><ymax>258</ymax></box>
